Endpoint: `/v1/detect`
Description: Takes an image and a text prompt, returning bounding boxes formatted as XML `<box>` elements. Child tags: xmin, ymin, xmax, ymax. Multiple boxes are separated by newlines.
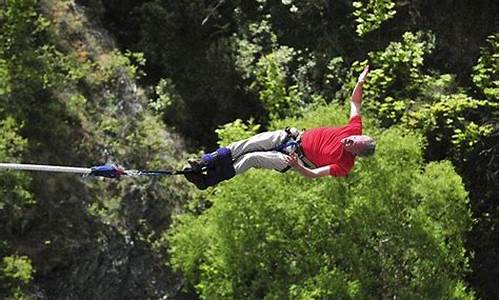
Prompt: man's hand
<box><xmin>358</xmin><ymin>65</ymin><xmax>370</xmax><ymax>83</ymax></box>
<box><xmin>284</xmin><ymin>153</ymin><xmax>331</xmax><ymax>179</ymax></box>
<box><xmin>284</xmin><ymin>153</ymin><xmax>300</xmax><ymax>168</ymax></box>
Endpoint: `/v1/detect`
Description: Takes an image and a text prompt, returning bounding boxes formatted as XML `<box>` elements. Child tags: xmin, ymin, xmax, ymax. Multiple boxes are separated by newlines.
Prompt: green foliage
<box><xmin>271</xmin><ymin>103</ymin><xmax>350</xmax><ymax>131</ymax></box>
<box><xmin>278</xmin><ymin>0</ymin><xmax>299</xmax><ymax>13</ymax></box>
<box><xmin>358</xmin><ymin>32</ymin><xmax>435</xmax><ymax>124</ymax></box>
<box><xmin>0</xmin><ymin>0</ymin><xmax>45</xmax><ymax>51</ymax></box>
<box><xmin>369</xmin><ymin>31</ymin><xmax>435</xmax><ymax>81</ymax></box>
<box><xmin>90</xmin><ymin>50</ymin><xmax>145</xmax><ymax>84</ymax></box>
<box><xmin>241</xmin><ymin>35</ymin><xmax>303</xmax><ymax>121</ymax></box>
<box><xmin>0</xmin><ymin>4</ymin><xmax>39</xmax><ymax>295</ymax></box>
<box><xmin>353</xmin><ymin>0</ymin><xmax>397</xmax><ymax>37</ymax></box>
<box><xmin>168</xmin><ymin>213</ymin><xmax>212</xmax><ymax>288</ymax></box>
<box><xmin>0</xmin><ymin>117</ymin><xmax>33</xmax><ymax>216</ymax></box>
<box><xmin>169</xmin><ymin>104</ymin><xmax>474</xmax><ymax>299</ymax></box>
<box><xmin>0</xmin><ymin>0</ymin><xmax>76</xmax><ymax>87</ymax></box>
<box><xmin>472</xmin><ymin>34</ymin><xmax>499</xmax><ymax>101</ymax></box>
<box><xmin>234</xmin><ymin>20</ymin><xmax>328</xmax><ymax>122</ymax></box>
<box><xmin>334</xmin><ymin>32</ymin><xmax>437</xmax><ymax>127</ymax></box>
<box><xmin>0</xmin><ymin>118</ymin><xmax>34</xmax><ymax>299</ymax></box>
<box><xmin>0</xmin><ymin>0</ymin><xmax>41</xmax><ymax>88</ymax></box>
<box><xmin>151</xmin><ymin>77</ymin><xmax>189</xmax><ymax>131</ymax></box>
<box><xmin>403</xmin><ymin>93</ymin><xmax>497</xmax><ymax>160</ymax></box>
<box><xmin>233</xmin><ymin>19</ymin><xmax>277</xmax><ymax>80</ymax></box>
<box><xmin>0</xmin><ymin>117</ymin><xmax>27</xmax><ymax>163</ymax></box>
<box><xmin>0</xmin><ymin>58</ymin><xmax>10</xmax><ymax>95</ymax></box>
<box><xmin>1</xmin><ymin>255</ymin><xmax>33</xmax><ymax>283</ymax></box>
<box><xmin>323</xmin><ymin>56</ymin><xmax>348</xmax><ymax>100</ymax></box>
<box><xmin>150</xmin><ymin>78</ymin><xmax>179</xmax><ymax>114</ymax></box>
<box><xmin>215</xmin><ymin>119</ymin><xmax>261</xmax><ymax>147</ymax></box>
<box><xmin>0</xmin><ymin>255</ymin><xmax>34</xmax><ymax>299</ymax></box>
<box><xmin>253</xmin><ymin>45</ymin><xmax>303</xmax><ymax>120</ymax></box>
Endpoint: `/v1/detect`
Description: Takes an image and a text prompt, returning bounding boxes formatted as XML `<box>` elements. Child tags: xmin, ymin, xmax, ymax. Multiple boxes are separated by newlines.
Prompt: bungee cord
<box><xmin>0</xmin><ymin>163</ymin><xmax>189</xmax><ymax>179</ymax></box>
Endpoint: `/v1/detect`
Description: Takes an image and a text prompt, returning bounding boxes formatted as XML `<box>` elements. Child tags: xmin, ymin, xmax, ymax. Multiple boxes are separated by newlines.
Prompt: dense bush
<box><xmin>169</xmin><ymin>105</ymin><xmax>474</xmax><ymax>299</ymax></box>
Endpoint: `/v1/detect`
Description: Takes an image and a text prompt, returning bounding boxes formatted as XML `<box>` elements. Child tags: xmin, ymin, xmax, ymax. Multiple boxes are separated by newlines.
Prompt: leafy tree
<box><xmin>252</xmin><ymin>45</ymin><xmax>302</xmax><ymax>120</ymax></box>
<box><xmin>457</xmin><ymin>34</ymin><xmax>498</xmax><ymax>300</ymax></box>
<box><xmin>353</xmin><ymin>0</ymin><xmax>396</xmax><ymax>37</ymax></box>
<box><xmin>0</xmin><ymin>255</ymin><xmax>34</xmax><ymax>299</ymax></box>
<box><xmin>0</xmin><ymin>117</ymin><xmax>33</xmax><ymax>224</ymax></box>
<box><xmin>0</xmin><ymin>2</ymin><xmax>38</xmax><ymax>294</ymax></box>
<box><xmin>336</xmin><ymin>31</ymin><xmax>436</xmax><ymax>127</ymax></box>
<box><xmin>232</xmin><ymin>19</ymin><xmax>335</xmax><ymax>123</ymax></box>
<box><xmin>471</xmin><ymin>35</ymin><xmax>499</xmax><ymax>102</ymax></box>
<box><xmin>90</xmin><ymin>0</ymin><xmax>265</xmax><ymax>149</ymax></box>
<box><xmin>0</xmin><ymin>118</ymin><xmax>34</xmax><ymax>299</ymax></box>
<box><xmin>215</xmin><ymin>118</ymin><xmax>261</xmax><ymax>147</ymax></box>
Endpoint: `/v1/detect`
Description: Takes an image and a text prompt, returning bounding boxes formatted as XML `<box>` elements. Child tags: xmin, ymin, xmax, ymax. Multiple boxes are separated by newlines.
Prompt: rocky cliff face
<box><xmin>1</xmin><ymin>1</ymin><xmax>193</xmax><ymax>298</ymax></box>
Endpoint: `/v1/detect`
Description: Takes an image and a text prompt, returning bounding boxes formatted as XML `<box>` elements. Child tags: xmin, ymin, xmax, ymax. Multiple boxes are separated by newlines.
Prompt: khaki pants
<box><xmin>226</xmin><ymin>129</ymin><xmax>294</xmax><ymax>174</ymax></box>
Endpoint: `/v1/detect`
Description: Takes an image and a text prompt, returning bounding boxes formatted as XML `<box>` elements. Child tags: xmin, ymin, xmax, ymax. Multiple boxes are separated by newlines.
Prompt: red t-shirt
<box><xmin>300</xmin><ymin>116</ymin><xmax>362</xmax><ymax>176</ymax></box>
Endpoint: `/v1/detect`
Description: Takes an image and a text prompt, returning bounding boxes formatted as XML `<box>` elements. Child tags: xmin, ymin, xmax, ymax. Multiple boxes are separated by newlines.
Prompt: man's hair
<box><xmin>358</xmin><ymin>138</ymin><xmax>376</xmax><ymax>157</ymax></box>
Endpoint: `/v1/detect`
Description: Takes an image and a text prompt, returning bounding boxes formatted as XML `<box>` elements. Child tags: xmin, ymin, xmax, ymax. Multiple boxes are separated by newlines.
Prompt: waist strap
<box><xmin>278</xmin><ymin>127</ymin><xmax>316</xmax><ymax>170</ymax></box>
<box><xmin>295</xmin><ymin>145</ymin><xmax>316</xmax><ymax>168</ymax></box>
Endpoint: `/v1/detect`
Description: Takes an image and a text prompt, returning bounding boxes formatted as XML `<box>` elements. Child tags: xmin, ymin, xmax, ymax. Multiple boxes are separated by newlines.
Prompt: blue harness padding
<box><xmin>202</xmin><ymin>147</ymin><xmax>236</xmax><ymax>186</ymax></box>
<box><xmin>202</xmin><ymin>147</ymin><xmax>233</xmax><ymax>168</ymax></box>
<box><xmin>89</xmin><ymin>165</ymin><xmax>126</xmax><ymax>178</ymax></box>
<box><xmin>274</xmin><ymin>129</ymin><xmax>302</xmax><ymax>173</ymax></box>
<box><xmin>275</xmin><ymin>140</ymin><xmax>299</xmax><ymax>154</ymax></box>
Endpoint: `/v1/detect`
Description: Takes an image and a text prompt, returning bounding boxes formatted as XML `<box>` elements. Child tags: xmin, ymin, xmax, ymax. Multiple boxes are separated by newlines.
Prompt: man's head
<box><xmin>341</xmin><ymin>135</ymin><xmax>376</xmax><ymax>157</ymax></box>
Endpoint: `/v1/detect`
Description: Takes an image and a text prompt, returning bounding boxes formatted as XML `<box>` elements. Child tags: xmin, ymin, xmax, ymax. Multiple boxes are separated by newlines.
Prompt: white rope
<box><xmin>0</xmin><ymin>163</ymin><xmax>92</xmax><ymax>174</ymax></box>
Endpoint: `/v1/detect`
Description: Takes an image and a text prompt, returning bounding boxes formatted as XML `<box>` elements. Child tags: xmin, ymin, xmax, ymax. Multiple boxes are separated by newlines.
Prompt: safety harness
<box><xmin>276</xmin><ymin>127</ymin><xmax>315</xmax><ymax>170</ymax></box>
<box><xmin>186</xmin><ymin>127</ymin><xmax>316</xmax><ymax>188</ymax></box>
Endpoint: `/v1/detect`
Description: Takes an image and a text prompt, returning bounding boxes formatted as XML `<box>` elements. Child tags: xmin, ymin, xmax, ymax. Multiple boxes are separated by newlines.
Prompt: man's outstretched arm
<box><xmin>284</xmin><ymin>154</ymin><xmax>330</xmax><ymax>179</ymax></box>
<box><xmin>350</xmin><ymin>65</ymin><xmax>370</xmax><ymax>119</ymax></box>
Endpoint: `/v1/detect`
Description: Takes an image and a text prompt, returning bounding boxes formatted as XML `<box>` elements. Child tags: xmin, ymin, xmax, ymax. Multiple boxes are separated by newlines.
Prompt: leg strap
<box><xmin>203</xmin><ymin>148</ymin><xmax>236</xmax><ymax>187</ymax></box>
<box><xmin>185</xmin><ymin>147</ymin><xmax>236</xmax><ymax>190</ymax></box>
<box><xmin>202</xmin><ymin>147</ymin><xmax>233</xmax><ymax>168</ymax></box>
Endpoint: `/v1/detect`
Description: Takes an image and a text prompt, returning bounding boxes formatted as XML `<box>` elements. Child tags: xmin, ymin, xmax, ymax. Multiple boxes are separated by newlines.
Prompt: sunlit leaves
<box><xmin>0</xmin><ymin>59</ymin><xmax>10</xmax><ymax>95</ymax></box>
<box><xmin>339</xmin><ymin>32</ymin><xmax>436</xmax><ymax>126</ymax></box>
<box><xmin>403</xmin><ymin>93</ymin><xmax>498</xmax><ymax>161</ymax></box>
<box><xmin>234</xmin><ymin>20</ymin><xmax>328</xmax><ymax>122</ymax></box>
<box><xmin>0</xmin><ymin>255</ymin><xmax>34</xmax><ymax>298</ymax></box>
<box><xmin>253</xmin><ymin>46</ymin><xmax>303</xmax><ymax>120</ymax></box>
<box><xmin>0</xmin><ymin>117</ymin><xmax>33</xmax><ymax>298</ymax></box>
<box><xmin>0</xmin><ymin>117</ymin><xmax>33</xmax><ymax>210</ymax></box>
<box><xmin>215</xmin><ymin>119</ymin><xmax>261</xmax><ymax>147</ymax></box>
<box><xmin>353</xmin><ymin>0</ymin><xmax>397</xmax><ymax>37</ymax></box>
<box><xmin>1</xmin><ymin>255</ymin><xmax>33</xmax><ymax>283</ymax></box>
<box><xmin>472</xmin><ymin>34</ymin><xmax>499</xmax><ymax>101</ymax></box>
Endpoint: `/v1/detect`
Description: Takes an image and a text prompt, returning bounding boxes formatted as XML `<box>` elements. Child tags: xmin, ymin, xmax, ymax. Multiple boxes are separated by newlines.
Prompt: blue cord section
<box><xmin>89</xmin><ymin>165</ymin><xmax>125</xmax><ymax>178</ymax></box>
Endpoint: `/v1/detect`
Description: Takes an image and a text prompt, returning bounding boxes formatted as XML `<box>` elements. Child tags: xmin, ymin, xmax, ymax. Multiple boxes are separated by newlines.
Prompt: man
<box><xmin>184</xmin><ymin>65</ymin><xmax>375</xmax><ymax>189</ymax></box>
